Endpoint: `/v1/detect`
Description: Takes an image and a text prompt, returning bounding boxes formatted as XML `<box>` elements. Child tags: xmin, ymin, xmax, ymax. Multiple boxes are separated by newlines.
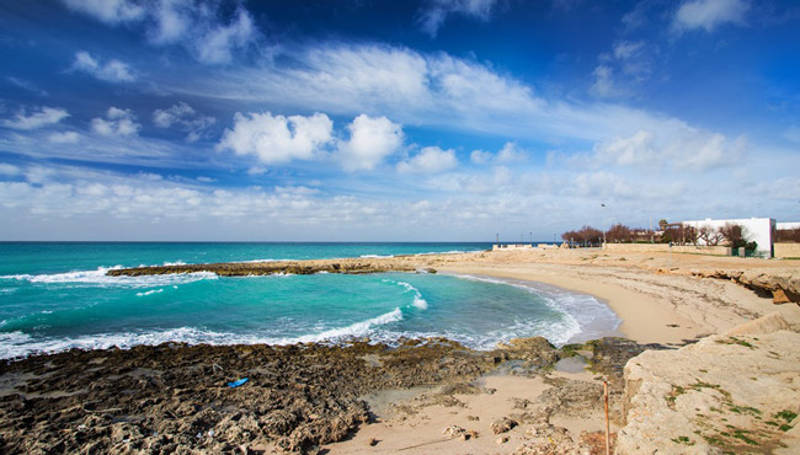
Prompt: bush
<box><xmin>776</xmin><ymin>228</ymin><xmax>800</xmax><ymax>243</ymax></box>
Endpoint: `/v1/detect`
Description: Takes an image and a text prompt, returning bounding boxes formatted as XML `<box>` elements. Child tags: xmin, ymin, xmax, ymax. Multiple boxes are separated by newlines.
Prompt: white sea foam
<box><xmin>0</xmin><ymin>266</ymin><xmax>218</xmax><ymax>288</ymax></box>
<box><xmin>383</xmin><ymin>279</ymin><xmax>428</xmax><ymax>309</ymax></box>
<box><xmin>359</xmin><ymin>254</ymin><xmax>393</xmax><ymax>258</ymax></box>
<box><xmin>136</xmin><ymin>288</ymin><xmax>164</xmax><ymax>297</ymax></box>
<box><xmin>235</xmin><ymin>258</ymin><xmax>280</xmax><ymax>263</ymax></box>
<box><xmin>414</xmin><ymin>249</ymin><xmax>476</xmax><ymax>256</ymax></box>
<box><xmin>447</xmin><ymin>273</ymin><xmax>620</xmax><ymax>345</ymax></box>
<box><xmin>0</xmin><ymin>307</ymin><xmax>405</xmax><ymax>359</ymax></box>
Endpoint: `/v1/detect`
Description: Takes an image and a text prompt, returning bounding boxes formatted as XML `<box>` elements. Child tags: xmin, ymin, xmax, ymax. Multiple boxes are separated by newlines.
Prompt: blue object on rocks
<box><xmin>227</xmin><ymin>377</ymin><xmax>248</xmax><ymax>388</ymax></box>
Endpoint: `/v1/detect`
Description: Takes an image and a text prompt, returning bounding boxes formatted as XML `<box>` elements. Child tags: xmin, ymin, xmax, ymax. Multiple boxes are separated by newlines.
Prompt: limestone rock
<box><xmin>490</xmin><ymin>417</ymin><xmax>518</xmax><ymax>434</ymax></box>
<box><xmin>442</xmin><ymin>425</ymin><xmax>466</xmax><ymax>439</ymax></box>
<box><xmin>617</xmin><ymin>314</ymin><xmax>800</xmax><ymax>454</ymax></box>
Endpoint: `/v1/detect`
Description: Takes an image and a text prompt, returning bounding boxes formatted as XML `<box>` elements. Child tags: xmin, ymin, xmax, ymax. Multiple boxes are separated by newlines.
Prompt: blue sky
<box><xmin>0</xmin><ymin>0</ymin><xmax>798</xmax><ymax>241</ymax></box>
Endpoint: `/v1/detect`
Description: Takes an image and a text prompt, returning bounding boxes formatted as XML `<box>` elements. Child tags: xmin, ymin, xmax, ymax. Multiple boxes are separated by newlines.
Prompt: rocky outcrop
<box><xmin>691</xmin><ymin>269</ymin><xmax>800</xmax><ymax>304</ymax></box>
<box><xmin>616</xmin><ymin>313</ymin><xmax>800</xmax><ymax>454</ymax></box>
<box><xmin>107</xmin><ymin>257</ymin><xmax>422</xmax><ymax>277</ymax></box>
<box><xmin>0</xmin><ymin>335</ymin><xmax>571</xmax><ymax>454</ymax></box>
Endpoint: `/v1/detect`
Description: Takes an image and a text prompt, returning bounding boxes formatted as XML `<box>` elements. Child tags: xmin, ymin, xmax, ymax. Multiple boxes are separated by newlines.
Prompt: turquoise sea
<box><xmin>0</xmin><ymin>242</ymin><xmax>620</xmax><ymax>359</ymax></box>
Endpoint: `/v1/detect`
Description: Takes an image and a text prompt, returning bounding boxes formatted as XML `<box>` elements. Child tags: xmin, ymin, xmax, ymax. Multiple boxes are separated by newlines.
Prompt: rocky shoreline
<box><xmin>0</xmin><ymin>335</ymin><xmax>663</xmax><ymax>454</ymax></box>
<box><xmin>106</xmin><ymin>256</ymin><xmax>437</xmax><ymax>277</ymax></box>
<box><xmin>106</xmin><ymin>252</ymin><xmax>800</xmax><ymax>305</ymax></box>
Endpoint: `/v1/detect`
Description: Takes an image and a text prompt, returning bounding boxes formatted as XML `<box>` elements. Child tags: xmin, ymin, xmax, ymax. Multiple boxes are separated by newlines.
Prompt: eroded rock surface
<box><xmin>617</xmin><ymin>313</ymin><xmax>800</xmax><ymax>454</ymax></box>
<box><xmin>692</xmin><ymin>269</ymin><xmax>800</xmax><ymax>304</ymax></box>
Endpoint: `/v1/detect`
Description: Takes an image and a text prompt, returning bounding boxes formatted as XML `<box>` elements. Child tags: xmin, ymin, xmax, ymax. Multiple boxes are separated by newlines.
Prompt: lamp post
<box><xmin>601</xmin><ymin>203</ymin><xmax>607</xmax><ymax>247</ymax></box>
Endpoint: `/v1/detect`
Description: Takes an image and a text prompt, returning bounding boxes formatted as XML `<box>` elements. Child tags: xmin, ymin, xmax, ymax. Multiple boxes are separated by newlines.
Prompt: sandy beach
<box><xmin>1</xmin><ymin>247</ymin><xmax>799</xmax><ymax>454</ymax></box>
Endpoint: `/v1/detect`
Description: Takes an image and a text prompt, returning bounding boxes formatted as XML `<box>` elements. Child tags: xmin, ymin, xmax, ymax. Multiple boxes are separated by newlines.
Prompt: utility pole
<box><xmin>601</xmin><ymin>203</ymin><xmax>607</xmax><ymax>246</ymax></box>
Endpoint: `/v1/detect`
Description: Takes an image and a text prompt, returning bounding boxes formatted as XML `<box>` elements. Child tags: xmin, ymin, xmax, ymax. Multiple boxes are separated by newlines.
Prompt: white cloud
<box><xmin>48</xmin><ymin>131</ymin><xmax>81</xmax><ymax>143</ymax></box>
<box><xmin>0</xmin><ymin>164</ymin><xmax>21</xmax><ymax>176</ymax></box>
<box><xmin>61</xmin><ymin>0</ymin><xmax>258</xmax><ymax>64</ymax></box>
<box><xmin>153</xmin><ymin>102</ymin><xmax>215</xmax><ymax>142</ymax></box>
<box><xmin>72</xmin><ymin>51</ymin><xmax>135</xmax><ymax>82</ymax></box>
<box><xmin>6</xmin><ymin>77</ymin><xmax>48</xmax><ymax>96</ymax></box>
<box><xmin>217</xmin><ymin>112</ymin><xmax>333</xmax><ymax>164</ymax></box>
<box><xmin>613</xmin><ymin>41</ymin><xmax>645</xmax><ymax>60</ymax></box>
<box><xmin>397</xmin><ymin>146</ymin><xmax>458</xmax><ymax>173</ymax></box>
<box><xmin>593</xmin><ymin>126</ymin><xmax>746</xmax><ymax>171</ymax></box>
<box><xmin>590</xmin><ymin>65</ymin><xmax>621</xmax><ymax>98</ymax></box>
<box><xmin>61</xmin><ymin>0</ymin><xmax>145</xmax><ymax>23</ymax></box>
<box><xmin>194</xmin><ymin>7</ymin><xmax>255</xmax><ymax>64</ymax></box>
<box><xmin>338</xmin><ymin>114</ymin><xmax>404</xmax><ymax>171</ymax></box>
<box><xmin>496</xmin><ymin>142</ymin><xmax>527</xmax><ymax>163</ymax></box>
<box><xmin>166</xmin><ymin>42</ymin><xmax>755</xmax><ymax>175</ymax></box>
<box><xmin>673</xmin><ymin>0</ymin><xmax>750</xmax><ymax>33</ymax></box>
<box><xmin>2</xmin><ymin>107</ymin><xmax>69</xmax><ymax>130</ymax></box>
<box><xmin>470</xmin><ymin>149</ymin><xmax>492</xmax><ymax>164</ymax></box>
<box><xmin>419</xmin><ymin>0</ymin><xmax>499</xmax><ymax>37</ymax></box>
<box><xmin>471</xmin><ymin>142</ymin><xmax>526</xmax><ymax>164</ymax></box>
<box><xmin>91</xmin><ymin>107</ymin><xmax>141</xmax><ymax>137</ymax></box>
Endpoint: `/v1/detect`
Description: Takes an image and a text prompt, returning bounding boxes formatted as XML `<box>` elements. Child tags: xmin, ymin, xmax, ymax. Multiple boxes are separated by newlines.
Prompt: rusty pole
<box><xmin>604</xmin><ymin>380</ymin><xmax>610</xmax><ymax>455</ymax></box>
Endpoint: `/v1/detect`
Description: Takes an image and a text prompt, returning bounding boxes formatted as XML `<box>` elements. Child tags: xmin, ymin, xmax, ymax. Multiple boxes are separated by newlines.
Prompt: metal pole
<box><xmin>604</xmin><ymin>380</ymin><xmax>610</xmax><ymax>455</ymax></box>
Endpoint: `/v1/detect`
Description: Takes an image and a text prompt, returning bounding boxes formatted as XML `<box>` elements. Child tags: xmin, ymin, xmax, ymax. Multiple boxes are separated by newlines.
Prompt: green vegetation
<box><xmin>714</xmin><ymin>336</ymin><xmax>755</xmax><ymax>349</ymax></box>
<box><xmin>774</xmin><ymin>410</ymin><xmax>797</xmax><ymax>423</ymax></box>
<box><xmin>728</xmin><ymin>405</ymin><xmax>762</xmax><ymax>416</ymax></box>
<box><xmin>732</xmin><ymin>429</ymin><xmax>758</xmax><ymax>446</ymax></box>
<box><xmin>671</xmin><ymin>435</ymin><xmax>695</xmax><ymax>446</ymax></box>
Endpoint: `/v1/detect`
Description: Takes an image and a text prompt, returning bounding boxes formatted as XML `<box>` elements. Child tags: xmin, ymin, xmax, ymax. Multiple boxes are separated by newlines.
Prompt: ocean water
<box><xmin>0</xmin><ymin>242</ymin><xmax>620</xmax><ymax>359</ymax></box>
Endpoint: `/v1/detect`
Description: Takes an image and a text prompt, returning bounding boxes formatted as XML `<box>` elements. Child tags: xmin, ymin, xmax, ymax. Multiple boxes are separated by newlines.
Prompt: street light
<box><xmin>601</xmin><ymin>203</ymin><xmax>607</xmax><ymax>246</ymax></box>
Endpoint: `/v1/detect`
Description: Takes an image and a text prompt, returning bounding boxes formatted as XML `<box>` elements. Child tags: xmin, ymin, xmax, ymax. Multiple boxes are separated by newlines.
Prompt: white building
<box><xmin>682</xmin><ymin>217</ymin><xmax>776</xmax><ymax>258</ymax></box>
<box><xmin>777</xmin><ymin>222</ymin><xmax>800</xmax><ymax>230</ymax></box>
<box><xmin>492</xmin><ymin>243</ymin><xmax>533</xmax><ymax>251</ymax></box>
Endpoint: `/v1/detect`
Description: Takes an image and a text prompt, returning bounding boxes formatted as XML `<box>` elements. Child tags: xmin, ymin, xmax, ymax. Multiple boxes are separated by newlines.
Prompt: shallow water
<box><xmin>0</xmin><ymin>242</ymin><xmax>619</xmax><ymax>358</ymax></box>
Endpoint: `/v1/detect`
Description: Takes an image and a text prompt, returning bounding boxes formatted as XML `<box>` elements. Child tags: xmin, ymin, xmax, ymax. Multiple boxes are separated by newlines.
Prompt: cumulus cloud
<box><xmin>61</xmin><ymin>0</ymin><xmax>258</xmax><ymax>64</ymax></box>
<box><xmin>2</xmin><ymin>106</ymin><xmax>69</xmax><ymax>130</ymax></box>
<box><xmin>397</xmin><ymin>146</ymin><xmax>458</xmax><ymax>173</ymax></box>
<box><xmin>471</xmin><ymin>142</ymin><xmax>526</xmax><ymax>164</ymax></box>
<box><xmin>155</xmin><ymin>41</ymin><xmax>755</xmax><ymax>176</ymax></box>
<box><xmin>48</xmin><ymin>131</ymin><xmax>81</xmax><ymax>143</ymax></box>
<box><xmin>496</xmin><ymin>142</ymin><xmax>527</xmax><ymax>163</ymax></box>
<box><xmin>91</xmin><ymin>107</ymin><xmax>141</xmax><ymax>137</ymax></box>
<box><xmin>470</xmin><ymin>149</ymin><xmax>493</xmax><ymax>164</ymax></box>
<box><xmin>593</xmin><ymin>125</ymin><xmax>746</xmax><ymax>171</ymax></box>
<box><xmin>153</xmin><ymin>102</ymin><xmax>215</xmax><ymax>142</ymax></box>
<box><xmin>673</xmin><ymin>0</ymin><xmax>750</xmax><ymax>33</ymax></box>
<box><xmin>337</xmin><ymin>114</ymin><xmax>404</xmax><ymax>172</ymax></box>
<box><xmin>419</xmin><ymin>0</ymin><xmax>499</xmax><ymax>37</ymax></box>
<box><xmin>217</xmin><ymin>112</ymin><xmax>333</xmax><ymax>164</ymax></box>
<box><xmin>71</xmin><ymin>51</ymin><xmax>135</xmax><ymax>82</ymax></box>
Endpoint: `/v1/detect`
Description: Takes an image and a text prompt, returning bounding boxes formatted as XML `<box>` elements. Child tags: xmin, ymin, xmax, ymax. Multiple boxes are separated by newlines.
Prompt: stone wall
<box><xmin>775</xmin><ymin>242</ymin><xmax>800</xmax><ymax>259</ymax></box>
<box><xmin>602</xmin><ymin>243</ymin><xmax>729</xmax><ymax>255</ymax></box>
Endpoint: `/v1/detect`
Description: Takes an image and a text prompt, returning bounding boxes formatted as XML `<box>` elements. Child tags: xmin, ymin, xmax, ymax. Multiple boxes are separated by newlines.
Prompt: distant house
<box><xmin>682</xmin><ymin>217</ymin><xmax>776</xmax><ymax>258</ymax></box>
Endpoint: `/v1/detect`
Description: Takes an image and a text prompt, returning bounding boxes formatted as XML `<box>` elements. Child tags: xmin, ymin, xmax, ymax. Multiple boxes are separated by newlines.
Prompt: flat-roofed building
<box><xmin>681</xmin><ymin>217</ymin><xmax>776</xmax><ymax>258</ymax></box>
